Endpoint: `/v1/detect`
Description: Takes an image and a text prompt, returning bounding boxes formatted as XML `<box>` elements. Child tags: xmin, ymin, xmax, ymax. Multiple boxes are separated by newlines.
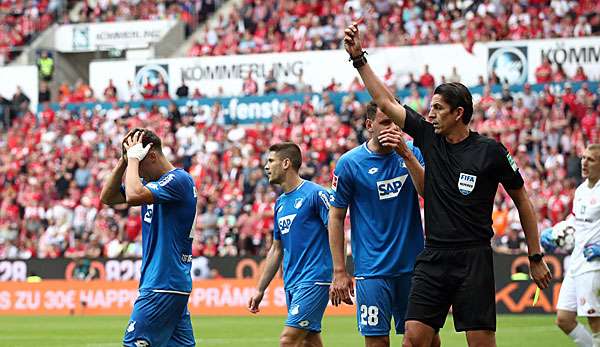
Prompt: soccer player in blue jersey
<box><xmin>248</xmin><ymin>142</ymin><xmax>332</xmax><ymax>347</ymax></box>
<box><xmin>100</xmin><ymin>129</ymin><xmax>197</xmax><ymax>347</ymax></box>
<box><xmin>328</xmin><ymin>101</ymin><xmax>436</xmax><ymax>347</ymax></box>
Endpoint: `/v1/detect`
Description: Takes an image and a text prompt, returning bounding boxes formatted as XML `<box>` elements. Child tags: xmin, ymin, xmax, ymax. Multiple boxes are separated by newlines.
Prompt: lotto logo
<box><xmin>376</xmin><ymin>175</ymin><xmax>408</xmax><ymax>200</ymax></box>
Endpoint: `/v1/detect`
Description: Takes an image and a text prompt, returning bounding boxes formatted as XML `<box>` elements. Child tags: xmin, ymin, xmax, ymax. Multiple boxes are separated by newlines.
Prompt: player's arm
<box><xmin>100</xmin><ymin>157</ymin><xmax>127</xmax><ymax>206</ymax></box>
<box><xmin>328</xmin><ymin>205</ymin><xmax>354</xmax><ymax>306</ymax></box>
<box><xmin>124</xmin><ymin>160</ymin><xmax>154</xmax><ymax>206</ymax></box>
<box><xmin>507</xmin><ymin>186</ymin><xmax>551</xmax><ymax>289</ymax></box>
<box><xmin>248</xmin><ymin>240</ymin><xmax>283</xmax><ymax>313</ymax></box>
<box><xmin>343</xmin><ymin>21</ymin><xmax>407</xmax><ymax>129</ymax></box>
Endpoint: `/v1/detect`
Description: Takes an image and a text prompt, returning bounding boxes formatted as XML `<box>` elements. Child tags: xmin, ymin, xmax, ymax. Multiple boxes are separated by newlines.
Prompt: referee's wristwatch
<box><xmin>528</xmin><ymin>253</ymin><xmax>545</xmax><ymax>262</ymax></box>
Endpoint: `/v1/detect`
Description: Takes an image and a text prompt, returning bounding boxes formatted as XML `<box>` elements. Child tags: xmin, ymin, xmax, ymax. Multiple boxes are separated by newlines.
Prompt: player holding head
<box><xmin>328</xmin><ymin>101</ymin><xmax>435</xmax><ymax>347</ymax></box>
<box><xmin>342</xmin><ymin>21</ymin><xmax>551</xmax><ymax>347</ymax></box>
<box><xmin>248</xmin><ymin>142</ymin><xmax>333</xmax><ymax>347</ymax></box>
<box><xmin>100</xmin><ymin>129</ymin><xmax>197</xmax><ymax>347</ymax></box>
<box><xmin>541</xmin><ymin>144</ymin><xmax>600</xmax><ymax>347</ymax></box>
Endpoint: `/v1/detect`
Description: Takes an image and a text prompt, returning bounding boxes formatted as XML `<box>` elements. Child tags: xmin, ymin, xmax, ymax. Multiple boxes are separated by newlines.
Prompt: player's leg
<box><xmin>403</xmin><ymin>249</ymin><xmax>452</xmax><ymax>347</ymax></box>
<box><xmin>452</xmin><ymin>247</ymin><xmax>496</xmax><ymax>347</ymax></box>
<box><xmin>166</xmin><ymin>306</ymin><xmax>195</xmax><ymax>347</ymax></box>
<box><xmin>355</xmin><ymin>278</ymin><xmax>394</xmax><ymax>347</ymax></box>
<box><xmin>123</xmin><ymin>291</ymin><xmax>186</xmax><ymax>347</ymax></box>
<box><xmin>392</xmin><ymin>271</ymin><xmax>442</xmax><ymax>346</ymax></box>
<box><xmin>301</xmin><ymin>331</ymin><xmax>323</xmax><ymax>347</ymax></box>
<box><xmin>556</xmin><ymin>272</ymin><xmax>593</xmax><ymax>346</ymax></box>
<box><xmin>282</xmin><ymin>284</ymin><xmax>329</xmax><ymax>347</ymax></box>
<box><xmin>403</xmin><ymin>321</ymin><xmax>436</xmax><ymax>347</ymax></box>
<box><xmin>577</xmin><ymin>270</ymin><xmax>600</xmax><ymax>346</ymax></box>
<box><xmin>280</xmin><ymin>326</ymin><xmax>309</xmax><ymax>346</ymax></box>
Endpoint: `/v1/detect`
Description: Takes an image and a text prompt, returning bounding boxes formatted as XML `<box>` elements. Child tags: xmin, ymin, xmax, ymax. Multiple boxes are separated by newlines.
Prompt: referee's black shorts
<box><xmin>405</xmin><ymin>245</ymin><xmax>496</xmax><ymax>332</ymax></box>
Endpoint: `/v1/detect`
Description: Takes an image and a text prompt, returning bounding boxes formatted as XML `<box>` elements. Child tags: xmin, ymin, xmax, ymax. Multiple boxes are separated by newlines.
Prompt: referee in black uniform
<box><xmin>341</xmin><ymin>21</ymin><xmax>552</xmax><ymax>347</ymax></box>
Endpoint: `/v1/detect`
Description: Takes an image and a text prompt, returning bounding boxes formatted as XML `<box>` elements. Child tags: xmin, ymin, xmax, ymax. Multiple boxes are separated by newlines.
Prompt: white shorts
<box><xmin>557</xmin><ymin>271</ymin><xmax>600</xmax><ymax>317</ymax></box>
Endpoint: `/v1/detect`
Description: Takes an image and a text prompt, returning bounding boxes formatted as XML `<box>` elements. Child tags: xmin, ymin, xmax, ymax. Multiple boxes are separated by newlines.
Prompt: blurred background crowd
<box><xmin>0</xmin><ymin>0</ymin><xmax>598</xmax><ymax>261</ymax></box>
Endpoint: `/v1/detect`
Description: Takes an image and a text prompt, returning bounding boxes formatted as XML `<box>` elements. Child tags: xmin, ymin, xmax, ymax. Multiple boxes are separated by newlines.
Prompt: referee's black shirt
<box><xmin>403</xmin><ymin>105</ymin><xmax>524</xmax><ymax>248</ymax></box>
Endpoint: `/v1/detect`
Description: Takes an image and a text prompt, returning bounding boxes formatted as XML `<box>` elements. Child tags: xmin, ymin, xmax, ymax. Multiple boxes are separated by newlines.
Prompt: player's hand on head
<box><xmin>343</xmin><ymin>18</ymin><xmax>364</xmax><ymax>59</ymax></box>
<box><xmin>247</xmin><ymin>291</ymin><xmax>264</xmax><ymax>314</ymax></box>
<box><xmin>583</xmin><ymin>242</ymin><xmax>600</xmax><ymax>261</ymax></box>
<box><xmin>124</xmin><ymin>130</ymin><xmax>152</xmax><ymax>161</ymax></box>
<box><xmin>529</xmin><ymin>259</ymin><xmax>552</xmax><ymax>289</ymax></box>
<box><xmin>329</xmin><ymin>271</ymin><xmax>354</xmax><ymax>306</ymax></box>
<box><xmin>379</xmin><ymin>128</ymin><xmax>411</xmax><ymax>158</ymax></box>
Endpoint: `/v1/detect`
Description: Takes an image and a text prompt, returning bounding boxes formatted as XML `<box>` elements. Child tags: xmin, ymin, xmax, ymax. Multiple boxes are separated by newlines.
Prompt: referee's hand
<box><xmin>530</xmin><ymin>258</ymin><xmax>552</xmax><ymax>289</ymax></box>
<box><xmin>343</xmin><ymin>19</ymin><xmax>364</xmax><ymax>59</ymax></box>
<box><xmin>330</xmin><ymin>271</ymin><xmax>354</xmax><ymax>306</ymax></box>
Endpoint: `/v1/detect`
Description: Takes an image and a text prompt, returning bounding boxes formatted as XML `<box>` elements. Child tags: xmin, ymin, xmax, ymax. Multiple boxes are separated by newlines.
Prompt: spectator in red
<box><xmin>242</xmin><ymin>72</ymin><xmax>258</xmax><ymax>96</ymax></box>
<box><xmin>562</xmin><ymin>83</ymin><xmax>577</xmax><ymax>111</ymax></box>
<box><xmin>419</xmin><ymin>64</ymin><xmax>435</xmax><ymax>88</ymax></box>
<box><xmin>553</xmin><ymin>64</ymin><xmax>568</xmax><ymax>83</ymax></box>
<box><xmin>573</xmin><ymin>66</ymin><xmax>589</xmax><ymax>81</ymax></box>
<box><xmin>64</xmin><ymin>238</ymin><xmax>86</xmax><ymax>258</ymax></box>
<box><xmin>125</xmin><ymin>208</ymin><xmax>142</xmax><ymax>241</ymax></box>
<box><xmin>103</xmin><ymin>79</ymin><xmax>118</xmax><ymax>102</ymax></box>
<box><xmin>140</xmin><ymin>77</ymin><xmax>155</xmax><ymax>99</ymax></box>
<box><xmin>535</xmin><ymin>57</ymin><xmax>553</xmax><ymax>83</ymax></box>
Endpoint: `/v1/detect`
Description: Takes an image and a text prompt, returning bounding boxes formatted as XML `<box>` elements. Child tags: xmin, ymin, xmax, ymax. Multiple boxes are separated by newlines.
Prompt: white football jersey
<box><xmin>568</xmin><ymin>179</ymin><xmax>600</xmax><ymax>277</ymax></box>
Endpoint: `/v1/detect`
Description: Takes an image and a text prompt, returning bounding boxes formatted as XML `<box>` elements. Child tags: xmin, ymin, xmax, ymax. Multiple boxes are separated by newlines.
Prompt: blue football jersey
<box><xmin>273</xmin><ymin>180</ymin><xmax>333</xmax><ymax>289</ymax></box>
<box><xmin>331</xmin><ymin>143</ymin><xmax>425</xmax><ymax>277</ymax></box>
<box><xmin>139</xmin><ymin>168</ymin><xmax>197</xmax><ymax>293</ymax></box>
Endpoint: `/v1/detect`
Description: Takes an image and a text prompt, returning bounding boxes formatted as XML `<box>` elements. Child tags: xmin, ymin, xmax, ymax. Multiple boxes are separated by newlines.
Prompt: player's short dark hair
<box><xmin>126</xmin><ymin>128</ymin><xmax>163</xmax><ymax>153</ymax></box>
<box><xmin>365</xmin><ymin>97</ymin><xmax>402</xmax><ymax>121</ymax></box>
<box><xmin>366</xmin><ymin>101</ymin><xmax>378</xmax><ymax>121</ymax></box>
<box><xmin>269</xmin><ymin>142</ymin><xmax>302</xmax><ymax>171</ymax></box>
<box><xmin>434</xmin><ymin>82</ymin><xmax>474</xmax><ymax>124</ymax></box>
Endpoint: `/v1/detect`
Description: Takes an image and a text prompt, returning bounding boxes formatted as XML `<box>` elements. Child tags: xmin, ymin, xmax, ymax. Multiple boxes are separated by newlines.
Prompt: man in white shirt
<box><xmin>544</xmin><ymin>144</ymin><xmax>600</xmax><ymax>346</ymax></box>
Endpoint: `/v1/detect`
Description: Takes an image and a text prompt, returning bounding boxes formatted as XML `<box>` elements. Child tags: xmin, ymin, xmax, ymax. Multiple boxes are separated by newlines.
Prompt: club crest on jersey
<box><xmin>294</xmin><ymin>198</ymin><xmax>303</xmax><ymax>209</ymax></box>
<box><xmin>278</xmin><ymin>214</ymin><xmax>297</xmax><ymax>234</ymax></box>
<box><xmin>377</xmin><ymin>175</ymin><xmax>408</xmax><ymax>200</ymax></box>
<box><xmin>458</xmin><ymin>173</ymin><xmax>477</xmax><ymax>195</ymax></box>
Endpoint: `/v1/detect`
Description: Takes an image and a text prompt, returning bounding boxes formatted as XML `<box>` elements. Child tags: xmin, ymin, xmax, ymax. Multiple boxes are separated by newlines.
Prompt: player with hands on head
<box><xmin>248</xmin><ymin>142</ymin><xmax>333</xmax><ymax>347</ymax></box>
<box><xmin>100</xmin><ymin>128</ymin><xmax>198</xmax><ymax>347</ymax></box>
<box><xmin>342</xmin><ymin>19</ymin><xmax>550</xmax><ymax>347</ymax></box>
<box><xmin>329</xmin><ymin>101</ymin><xmax>434</xmax><ymax>347</ymax></box>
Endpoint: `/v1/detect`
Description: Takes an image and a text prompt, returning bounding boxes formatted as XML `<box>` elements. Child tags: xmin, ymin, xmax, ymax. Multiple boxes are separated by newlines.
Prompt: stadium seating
<box><xmin>0</xmin><ymin>79</ymin><xmax>598</xmax><ymax>259</ymax></box>
<box><xmin>0</xmin><ymin>0</ymin><xmax>58</xmax><ymax>65</ymax></box>
<box><xmin>188</xmin><ymin>0</ymin><xmax>600</xmax><ymax>57</ymax></box>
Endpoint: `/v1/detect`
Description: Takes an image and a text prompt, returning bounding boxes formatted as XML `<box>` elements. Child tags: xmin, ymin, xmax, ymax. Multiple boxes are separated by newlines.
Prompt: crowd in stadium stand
<box><xmin>188</xmin><ymin>0</ymin><xmax>600</xmax><ymax>57</ymax></box>
<box><xmin>0</xmin><ymin>0</ymin><xmax>62</xmax><ymax>65</ymax></box>
<box><xmin>71</xmin><ymin>0</ymin><xmax>222</xmax><ymax>36</ymax></box>
<box><xmin>0</xmin><ymin>73</ymin><xmax>599</xmax><ymax>259</ymax></box>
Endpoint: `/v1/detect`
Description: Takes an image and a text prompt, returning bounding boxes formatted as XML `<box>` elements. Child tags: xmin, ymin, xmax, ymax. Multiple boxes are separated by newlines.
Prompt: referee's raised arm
<box><xmin>343</xmin><ymin>20</ymin><xmax>407</xmax><ymax>129</ymax></box>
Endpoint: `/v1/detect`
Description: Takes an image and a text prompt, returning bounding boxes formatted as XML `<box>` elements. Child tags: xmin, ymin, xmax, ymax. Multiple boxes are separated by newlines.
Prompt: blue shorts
<box><xmin>355</xmin><ymin>273</ymin><xmax>413</xmax><ymax>336</ymax></box>
<box><xmin>284</xmin><ymin>284</ymin><xmax>330</xmax><ymax>333</ymax></box>
<box><xmin>123</xmin><ymin>291</ymin><xmax>195</xmax><ymax>347</ymax></box>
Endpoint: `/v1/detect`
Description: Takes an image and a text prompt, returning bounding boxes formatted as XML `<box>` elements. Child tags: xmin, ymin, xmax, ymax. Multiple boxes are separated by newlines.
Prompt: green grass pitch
<box><xmin>0</xmin><ymin>314</ymin><xmax>574</xmax><ymax>346</ymax></box>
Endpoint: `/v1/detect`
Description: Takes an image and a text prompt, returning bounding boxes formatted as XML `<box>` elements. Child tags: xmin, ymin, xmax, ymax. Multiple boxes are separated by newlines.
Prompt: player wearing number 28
<box><xmin>328</xmin><ymin>102</ymin><xmax>437</xmax><ymax>347</ymax></box>
<box><xmin>100</xmin><ymin>129</ymin><xmax>197</xmax><ymax>347</ymax></box>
